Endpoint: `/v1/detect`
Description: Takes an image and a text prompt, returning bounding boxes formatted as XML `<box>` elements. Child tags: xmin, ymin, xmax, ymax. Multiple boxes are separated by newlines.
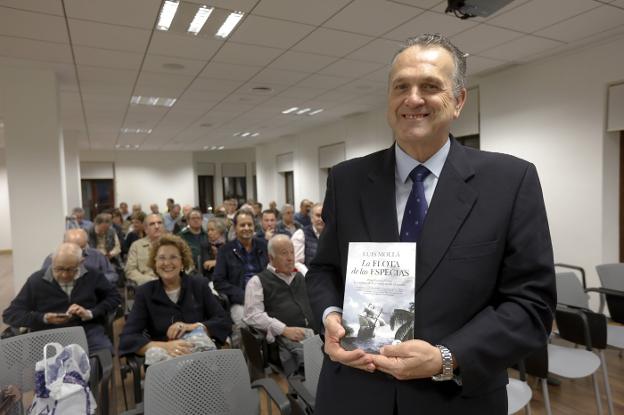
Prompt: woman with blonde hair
<box><xmin>119</xmin><ymin>234</ymin><xmax>231</xmax><ymax>356</ymax></box>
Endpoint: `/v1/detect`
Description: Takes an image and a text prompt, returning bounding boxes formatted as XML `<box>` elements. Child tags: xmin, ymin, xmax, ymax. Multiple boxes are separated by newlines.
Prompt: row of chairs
<box><xmin>508</xmin><ymin>263</ymin><xmax>624</xmax><ymax>415</ymax></box>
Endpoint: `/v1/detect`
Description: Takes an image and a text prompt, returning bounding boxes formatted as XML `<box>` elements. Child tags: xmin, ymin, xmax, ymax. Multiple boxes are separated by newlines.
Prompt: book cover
<box><xmin>340</xmin><ymin>242</ymin><xmax>416</xmax><ymax>353</ymax></box>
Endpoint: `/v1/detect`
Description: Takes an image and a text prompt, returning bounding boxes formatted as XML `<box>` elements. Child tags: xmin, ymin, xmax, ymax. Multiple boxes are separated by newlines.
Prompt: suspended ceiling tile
<box><xmin>318</xmin><ymin>58</ymin><xmax>385</xmax><ymax>78</ymax></box>
<box><xmin>77</xmin><ymin>66</ymin><xmax>137</xmax><ymax>88</ymax></box>
<box><xmin>298</xmin><ymin>73</ymin><xmax>351</xmax><ymax>90</ymax></box>
<box><xmin>346</xmin><ymin>38</ymin><xmax>402</xmax><ymax>64</ymax></box>
<box><xmin>451</xmin><ymin>24</ymin><xmax>524</xmax><ymax>54</ymax></box>
<box><xmin>384</xmin><ymin>11</ymin><xmax>478</xmax><ymax>41</ymax></box>
<box><xmin>74</xmin><ymin>46</ymin><xmax>143</xmax><ymax>71</ymax></box>
<box><xmin>64</xmin><ymin>0</ymin><xmax>161</xmax><ymax>29</ymax></box>
<box><xmin>185</xmin><ymin>0</ymin><xmax>258</xmax><ymax>13</ymax></box>
<box><xmin>0</xmin><ymin>35</ymin><xmax>72</xmax><ymax>63</ymax></box>
<box><xmin>268</xmin><ymin>51</ymin><xmax>337</xmax><ymax>73</ymax></box>
<box><xmin>535</xmin><ymin>5</ymin><xmax>624</xmax><ymax>42</ymax></box>
<box><xmin>465</xmin><ymin>55</ymin><xmax>508</xmax><ymax>76</ymax></box>
<box><xmin>142</xmin><ymin>54</ymin><xmax>207</xmax><ymax>77</ymax></box>
<box><xmin>229</xmin><ymin>15</ymin><xmax>315</xmax><ymax>49</ymax></box>
<box><xmin>323</xmin><ymin>0</ymin><xmax>426</xmax><ymax>37</ymax></box>
<box><xmin>199</xmin><ymin>62</ymin><xmax>263</xmax><ymax>81</ymax></box>
<box><xmin>252</xmin><ymin>0</ymin><xmax>352</xmax><ymax>25</ymax></box>
<box><xmin>0</xmin><ymin>7</ymin><xmax>68</xmax><ymax>43</ymax></box>
<box><xmin>479</xmin><ymin>35</ymin><xmax>564</xmax><ymax>62</ymax></box>
<box><xmin>292</xmin><ymin>28</ymin><xmax>373</xmax><ymax>57</ymax></box>
<box><xmin>0</xmin><ymin>0</ymin><xmax>64</xmax><ymax>15</ymax></box>
<box><xmin>148</xmin><ymin>31</ymin><xmax>224</xmax><ymax>61</ymax></box>
<box><xmin>212</xmin><ymin>42</ymin><xmax>284</xmax><ymax>66</ymax></box>
<box><xmin>250</xmin><ymin>68</ymin><xmax>309</xmax><ymax>86</ymax></box>
<box><xmin>68</xmin><ymin>19</ymin><xmax>151</xmax><ymax>54</ymax></box>
<box><xmin>276</xmin><ymin>86</ymin><xmax>324</xmax><ymax>100</ymax></box>
<box><xmin>488</xmin><ymin>0</ymin><xmax>600</xmax><ymax>33</ymax></box>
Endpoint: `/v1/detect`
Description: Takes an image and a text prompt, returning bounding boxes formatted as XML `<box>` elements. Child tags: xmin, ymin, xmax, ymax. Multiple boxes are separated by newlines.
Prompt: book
<box><xmin>340</xmin><ymin>242</ymin><xmax>416</xmax><ymax>353</ymax></box>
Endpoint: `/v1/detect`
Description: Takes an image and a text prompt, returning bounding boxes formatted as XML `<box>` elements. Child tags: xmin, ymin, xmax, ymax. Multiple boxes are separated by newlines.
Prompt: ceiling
<box><xmin>0</xmin><ymin>0</ymin><xmax>623</xmax><ymax>151</ymax></box>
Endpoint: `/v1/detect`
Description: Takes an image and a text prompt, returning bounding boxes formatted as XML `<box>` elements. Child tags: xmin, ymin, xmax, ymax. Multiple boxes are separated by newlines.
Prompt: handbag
<box><xmin>27</xmin><ymin>342</ymin><xmax>96</xmax><ymax>415</ymax></box>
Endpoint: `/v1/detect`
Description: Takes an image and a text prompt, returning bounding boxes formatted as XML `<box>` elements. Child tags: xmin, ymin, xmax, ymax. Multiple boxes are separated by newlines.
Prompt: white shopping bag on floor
<box><xmin>28</xmin><ymin>342</ymin><xmax>97</xmax><ymax>415</ymax></box>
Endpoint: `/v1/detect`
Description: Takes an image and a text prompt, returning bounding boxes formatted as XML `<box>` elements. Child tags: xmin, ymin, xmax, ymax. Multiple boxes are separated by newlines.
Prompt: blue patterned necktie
<box><xmin>400</xmin><ymin>165</ymin><xmax>431</xmax><ymax>242</ymax></box>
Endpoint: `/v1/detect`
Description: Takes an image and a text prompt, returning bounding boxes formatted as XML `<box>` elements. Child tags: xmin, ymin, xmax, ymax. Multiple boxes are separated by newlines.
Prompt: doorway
<box><xmin>198</xmin><ymin>175</ymin><xmax>215</xmax><ymax>213</ymax></box>
<box><xmin>81</xmin><ymin>179</ymin><xmax>114</xmax><ymax>220</ymax></box>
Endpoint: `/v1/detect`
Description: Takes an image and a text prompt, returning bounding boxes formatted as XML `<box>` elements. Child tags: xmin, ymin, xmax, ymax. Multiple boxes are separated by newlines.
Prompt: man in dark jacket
<box><xmin>3</xmin><ymin>243</ymin><xmax>121</xmax><ymax>352</ymax></box>
<box><xmin>213</xmin><ymin>209</ymin><xmax>268</xmax><ymax>346</ymax></box>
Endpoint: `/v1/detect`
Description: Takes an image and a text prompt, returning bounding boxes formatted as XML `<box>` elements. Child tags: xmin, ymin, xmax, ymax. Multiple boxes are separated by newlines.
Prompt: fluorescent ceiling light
<box><xmin>309</xmin><ymin>108</ymin><xmax>324</xmax><ymax>115</ymax></box>
<box><xmin>121</xmin><ymin>128</ymin><xmax>152</xmax><ymax>134</ymax></box>
<box><xmin>216</xmin><ymin>11</ymin><xmax>244</xmax><ymax>39</ymax></box>
<box><xmin>131</xmin><ymin>96</ymin><xmax>177</xmax><ymax>108</ymax></box>
<box><xmin>241</xmin><ymin>132</ymin><xmax>251</xmax><ymax>137</ymax></box>
<box><xmin>157</xmin><ymin>0</ymin><xmax>179</xmax><ymax>31</ymax></box>
<box><xmin>218</xmin><ymin>146</ymin><xmax>225</xmax><ymax>150</ymax></box>
<box><xmin>134</xmin><ymin>144</ymin><xmax>140</xmax><ymax>149</ymax></box>
<box><xmin>281</xmin><ymin>107</ymin><xmax>299</xmax><ymax>114</ymax></box>
<box><xmin>233</xmin><ymin>132</ymin><xmax>241</xmax><ymax>136</ymax></box>
<box><xmin>296</xmin><ymin>108</ymin><xmax>311</xmax><ymax>115</ymax></box>
<box><xmin>188</xmin><ymin>6</ymin><xmax>214</xmax><ymax>35</ymax></box>
<box><xmin>251</xmin><ymin>133</ymin><xmax>259</xmax><ymax>137</ymax></box>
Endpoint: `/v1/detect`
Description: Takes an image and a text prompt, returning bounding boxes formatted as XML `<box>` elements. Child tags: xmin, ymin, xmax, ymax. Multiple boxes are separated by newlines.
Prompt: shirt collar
<box><xmin>395</xmin><ymin>137</ymin><xmax>450</xmax><ymax>183</ymax></box>
<box><xmin>267</xmin><ymin>264</ymin><xmax>296</xmax><ymax>279</ymax></box>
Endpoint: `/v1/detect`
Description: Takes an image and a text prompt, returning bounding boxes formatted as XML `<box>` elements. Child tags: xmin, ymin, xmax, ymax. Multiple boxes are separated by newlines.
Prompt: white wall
<box><xmin>0</xmin><ymin>150</ymin><xmax>11</xmax><ymax>250</ymax></box>
<box><xmin>256</xmin><ymin>110</ymin><xmax>392</xmax><ymax>207</ymax></box>
<box><xmin>80</xmin><ymin>150</ymin><xmax>197</xmax><ymax>212</ymax></box>
<box><xmin>255</xmin><ymin>36</ymin><xmax>624</xmax><ymax>311</ymax></box>
<box><xmin>193</xmin><ymin>148</ymin><xmax>256</xmax><ymax>206</ymax></box>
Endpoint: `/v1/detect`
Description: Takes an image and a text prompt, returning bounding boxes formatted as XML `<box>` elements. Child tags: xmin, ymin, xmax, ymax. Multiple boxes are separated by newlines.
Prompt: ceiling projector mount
<box><xmin>445</xmin><ymin>0</ymin><xmax>516</xmax><ymax>19</ymax></box>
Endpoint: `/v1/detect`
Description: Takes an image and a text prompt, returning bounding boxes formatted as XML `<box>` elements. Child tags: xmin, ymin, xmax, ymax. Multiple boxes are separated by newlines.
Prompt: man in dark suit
<box><xmin>305</xmin><ymin>34</ymin><xmax>556</xmax><ymax>414</ymax></box>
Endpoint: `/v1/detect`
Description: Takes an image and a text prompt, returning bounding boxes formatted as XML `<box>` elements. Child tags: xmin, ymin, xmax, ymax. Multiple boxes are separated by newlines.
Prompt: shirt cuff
<box><xmin>322</xmin><ymin>307</ymin><xmax>343</xmax><ymax>327</ymax></box>
<box><xmin>82</xmin><ymin>310</ymin><xmax>94</xmax><ymax>321</ymax></box>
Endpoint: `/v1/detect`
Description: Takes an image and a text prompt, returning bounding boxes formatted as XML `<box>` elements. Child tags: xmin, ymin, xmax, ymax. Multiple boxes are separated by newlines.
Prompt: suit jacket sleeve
<box><xmin>305</xmin><ymin>170</ymin><xmax>346</xmax><ymax>332</ymax></box>
<box><xmin>212</xmin><ymin>245</ymin><xmax>245</xmax><ymax>305</ymax></box>
<box><xmin>442</xmin><ymin>163</ymin><xmax>555</xmax><ymax>394</ymax></box>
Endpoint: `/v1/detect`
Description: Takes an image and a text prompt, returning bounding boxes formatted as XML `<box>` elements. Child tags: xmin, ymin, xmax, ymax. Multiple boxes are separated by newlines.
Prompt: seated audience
<box><xmin>164</xmin><ymin>204</ymin><xmax>181</xmax><ymax>233</ymax></box>
<box><xmin>268</xmin><ymin>200</ymin><xmax>281</xmax><ymax>219</ymax></box>
<box><xmin>110</xmin><ymin>208</ymin><xmax>126</xmax><ymax>242</ymax></box>
<box><xmin>256</xmin><ymin>210</ymin><xmax>277</xmax><ymax>240</ymax></box>
<box><xmin>118</xmin><ymin>234</ymin><xmax>231</xmax><ymax>356</ymax></box>
<box><xmin>123</xmin><ymin>211</ymin><xmax>146</xmax><ymax>255</ymax></box>
<box><xmin>131</xmin><ymin>204</ymin><xmax>143</xmax><ymax>216</ymax></box>
<box><xmin>66</xmin><ymin>207</ymin><xmax>93</xmax><ymax>231</ymax></box>
<box><xmin>125</xmin><ymin>213</ymin><xmax>163</xmax><ymax>285</ymax></box>
<box><xmin>200</xmin><ymin>217</ymin><xmax>227</xmax><ymax>279</ymax></box>
<box><xmin>292</xmin><ymin>203</ymin><xmax>324</xmax><ymax>271</ymax></box>
<box><xmin>294</xmin><ymin>199</ymin><xmax>312</xmax><ymax>227</ymax></box>
<box><xmin>149</xmin><ymin>203</ymin><xmax>160</xmax><ymax>214</ymax></box>
<box><xmin>42</xmin><ymin>229</ymin><xmax>118</xmax><ymax>284</ymax></box>
<box><xmin>88</xmin><ymin>213</ymin><xmax>121</xmax><ymax>262</ymax></box>
<box><xmin>179</xmin><ymin>209</ymin><xmax>208</xmax><ymax>269</ymax></box>
<box><xmin>166</xmin><ymin>198</ymin><xmax>175</xmax><ymax>213</ymax></box>
<box><xmin>213</xmin><ymin>209</ymin><xmax>269</xmax><ymax>346</ymax></box>
<box><xmin>224</xmin><ymin>198</ymin><xmax>238</xmax><ymax>220</ymax></box>
<box><xmin>243</xmin><ymin>235</ymin><xmax>315</xmax><ymax>375</ymax></box>
<box><xmin>119</xmin><ymin>202</ymin><xmax>131</xmax><ymax>221</ymax></box>
<box><xmin>3</xmin><ymin>243</ymin><xmax>121</xmax><ymax>352</ymax></box>
<box><xmin>275</xmin><ymin>204</ymin><xmax>302</xmax><ymax>237</ymax></box>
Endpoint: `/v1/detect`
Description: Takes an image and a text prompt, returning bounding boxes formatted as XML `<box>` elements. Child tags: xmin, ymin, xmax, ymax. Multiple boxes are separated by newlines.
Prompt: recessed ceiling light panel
<box><xmin>188</xmin><ymin>6</ymin><xmax>214</xmax><ymax>35</ymax></box>
<box><xmin>131</xmin><ymin>95</ymin><xmax>177</xmax><ymax>107</ymax></box>
<box><xmin>216</xmin><ymin>11</ymin><xmax>244</xmax><ymax>38</ymax></box>
<box><xmin>157</xmin><ymin>0</ymin><xmax>179</xmax><ymax>31</ymax></box>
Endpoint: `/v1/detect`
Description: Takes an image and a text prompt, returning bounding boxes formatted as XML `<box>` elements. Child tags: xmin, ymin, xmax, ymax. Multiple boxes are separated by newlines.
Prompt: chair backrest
<box><xmin>143</xmin><ymin>349</ymin><xmax>259</xmax><ymax>415</ymax></box>
<box><xmin>556</xmin><ymin>272</ymin><xmax>590</xmax><ymax>309</ymax></box>
<box><xmin>556</xmin><ymin>307</ymin><xmax>607</xmax><ymax>350</ymax></box>
<box><xmin>595</xmin><ymin>263</ymin><xmax>624</xmax><ymax>291</ymax></box>
<box><xmin>523</xmin><ymin>345</ymin><xmax>549</xmax><ymax>379</ymax></box>
<box><xmin>0</xmin><ymin>327</ymin><xmax>89</xmax><ymax>394</ymax></box>
<box><xmin>302</xmin><ymin>335</ymin><xmax>324</xmax><ymax>398</ymax></box>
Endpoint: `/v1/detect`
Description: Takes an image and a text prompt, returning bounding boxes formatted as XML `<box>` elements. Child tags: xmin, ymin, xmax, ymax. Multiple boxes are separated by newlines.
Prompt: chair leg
<box><xmin>524</xmin><ymin>403</ymin><xmax>532</xmax><ymax>415</ymax></box>
<box><xmin>541</xmin><ymin>378</ymin><xmax>553</xmax><ymax>415</ymax></box>
<box><xmin>599</xmin><ymin>351</ymin><xmax>615</xmax><ymax>415</ymax></box>
<box><xmin>591</xmin><ymin>374</ymin><xmax>604</xmax><ymax>415</ymax></box>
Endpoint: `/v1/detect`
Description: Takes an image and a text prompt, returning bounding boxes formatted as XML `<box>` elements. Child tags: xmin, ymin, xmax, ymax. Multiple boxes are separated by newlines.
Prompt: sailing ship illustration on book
<box><xmin>357</xmin><ymin>303</ymin><xmax>386</xmax><ymax>339</ymax></box>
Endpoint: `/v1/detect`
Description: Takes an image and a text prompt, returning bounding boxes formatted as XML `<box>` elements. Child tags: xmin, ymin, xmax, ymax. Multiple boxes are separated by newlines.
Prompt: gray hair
<box><xmin>391</xmin><ymin>34</ymin><xmax>467</xmax><ymax>98</ymax></box>
<box><xmin>207</xmin><ymin>217</ymin><xmax>226</xmax><ymax>235</ymax></box>
<box><xmin>268</xmin><ymin>234</ymin><xmax>292</xmax><ymax>257</ymax></box>
<box><xmin>281</xmin><ymin>204</ymin><xmax>294</xmax><ymax>213</ymax></box>
<box><xmin>52</xmin><ymin>242</ymin><xmax>82</xmax><ymax>262</ymax></box>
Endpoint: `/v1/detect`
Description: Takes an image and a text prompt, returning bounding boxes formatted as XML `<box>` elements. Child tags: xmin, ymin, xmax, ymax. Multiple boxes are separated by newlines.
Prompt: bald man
<box><xmin>3</xmin><ymin>243</ymin><xmax>121</xmax><ymax>352</ymax></box>
<box><xmin>243</xmin><ymin>235</ymin><xmax>315</xmax><ymax>375</ymax></box>
<box><xmin>42</xmin><ymin>229</ymin><xmax>118</xmax><ymax>284</ymax></box>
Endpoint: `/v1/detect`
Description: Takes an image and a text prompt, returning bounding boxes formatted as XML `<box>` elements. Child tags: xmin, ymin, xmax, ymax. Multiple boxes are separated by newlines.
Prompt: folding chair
<box><xmin>121</xmin><ymin>349</ymin><xmax>291</xmax><ymax>415</ymax></box>
<box><xmin>288</xmin><ymin>335</ymin><xmax>323</xmax><ymax>414</ymax></box>
<box><xmin>553</xmin><ymin>271</ymin><xmax>615</xmax><ymax>415</ymax></box>
<box><xmin>240</xmin><ymin>325</ymin><xmax>284</xmax><ymax>381</ymax></box>
<box><xmin>0</xmin><ymin>326</ymin><xmax>112</xmax><ymax>415</ymax></box>
<box><xmin>507</xmin><ymin>360</ymin><xmax>532</xmax><ymax>415</ymax></box>
<box><xmin>594</xmin><ymin>263</ymin><xmax>624</xmax><ymax>352</ymax></box>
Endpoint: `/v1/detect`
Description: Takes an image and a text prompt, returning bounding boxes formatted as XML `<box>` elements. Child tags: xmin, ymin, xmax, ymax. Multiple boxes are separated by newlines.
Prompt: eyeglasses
<box><xmin>53</xmin><ymin>266</ymin><xmax>79</xmax><ymax>274</ymax></box>
<box><xmin>156</xmin><ymin>255</ymin><xmax>181</xmax><ymax>263</ymax></box>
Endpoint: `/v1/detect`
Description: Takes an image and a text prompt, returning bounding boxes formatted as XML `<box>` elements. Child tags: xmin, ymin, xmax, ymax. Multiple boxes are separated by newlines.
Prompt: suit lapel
<box><xmin>361</xmin><ymin>145</ymin><xmax>400</xmax><ymax>242</ymax></box>
<box><xmin>416</xmin><ymin>139</ymin><xmax>478</xmax><ymax>293</ymax></box>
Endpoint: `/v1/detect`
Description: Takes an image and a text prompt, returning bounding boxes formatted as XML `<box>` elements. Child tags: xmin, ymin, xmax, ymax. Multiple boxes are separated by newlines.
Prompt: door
<box><xmin>81</xmin><ymin>179</ymin><xmax>115</xmax><ymax>219</ymax></box>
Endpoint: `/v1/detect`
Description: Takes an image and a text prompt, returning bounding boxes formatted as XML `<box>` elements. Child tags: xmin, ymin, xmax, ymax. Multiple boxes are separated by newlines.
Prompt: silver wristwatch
<box><xmin>432</xmin><ymin>345</ymin><xmax>454</xmax><ymax>381</ymax></box>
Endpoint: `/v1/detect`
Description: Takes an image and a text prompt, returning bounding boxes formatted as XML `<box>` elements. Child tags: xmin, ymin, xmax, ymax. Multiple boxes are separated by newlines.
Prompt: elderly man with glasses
<box><xmin>2</xmin><ymin>243</ymin><xmax>121</xmax><ymax>352</ymax></box>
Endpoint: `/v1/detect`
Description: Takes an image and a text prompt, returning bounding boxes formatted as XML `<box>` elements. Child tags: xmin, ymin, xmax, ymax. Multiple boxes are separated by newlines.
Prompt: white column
<box><xmin>0</xmin><ymin>67</ymin><xmax>66</xmax><ymax>292</ymax></box>
<box><xmin>63</xmin><ymin>132</ymin><xmax>82</xmax><ymax>210</ymax></box>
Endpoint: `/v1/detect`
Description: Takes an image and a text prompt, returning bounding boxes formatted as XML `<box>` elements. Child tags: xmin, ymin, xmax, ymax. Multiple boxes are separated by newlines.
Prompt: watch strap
<box><xmin>432</xmin><ymin>344</ymin><xmax>454</xmax><ymax>381</ymax></box>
